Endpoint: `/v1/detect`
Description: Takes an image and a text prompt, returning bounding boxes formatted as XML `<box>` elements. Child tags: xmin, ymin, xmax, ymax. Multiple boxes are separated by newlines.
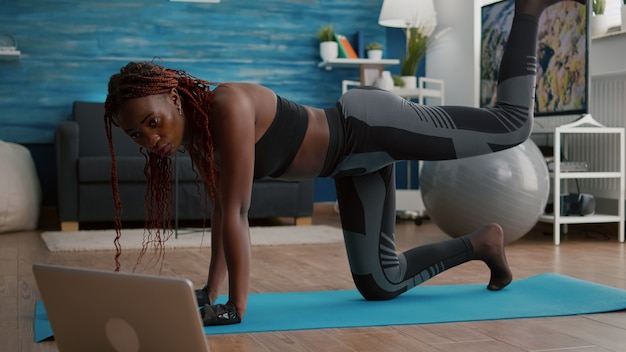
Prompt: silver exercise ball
<box><xmin>419</xmin><ymin>139</ymin><xmax>549</xmax><ymax>244</ymax></box>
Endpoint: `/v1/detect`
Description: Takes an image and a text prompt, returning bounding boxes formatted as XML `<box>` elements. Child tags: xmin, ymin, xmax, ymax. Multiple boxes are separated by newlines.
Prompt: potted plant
<box><xmin>392</xmin><ymin>74</ymin><xmax>405</xmax><ymax>88</ymax></box>
<box><xmin>365</xmin><ymin>42</ymin><xmax>383</xmax><ymax>60</ymax></box>
<box><xmin>317</xmin><ymin>24</ymin><xmax>338</xmax><ymax>61</ymax></box>
<box><xmin>593</xmin><ymin>0</ymin><xmax>606</xmax><ymax>14</ymax></box>
<box><xmin>590</xmin><ymin>0</ymin><xmax>608</xmax><ymax>37</ymax></box>
<box><xmin>400</xmin><ymin>27</ymin><xmax>432</xmax><ymax>89</ymax></box>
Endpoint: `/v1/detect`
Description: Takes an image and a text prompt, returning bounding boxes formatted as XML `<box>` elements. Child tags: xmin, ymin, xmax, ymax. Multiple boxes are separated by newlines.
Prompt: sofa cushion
<box><xmin>74</xmin><ymin>102</ymin><xmax>142</xmax><ymax>158</ymax></box>
<box><xmin>78</xmin><ymin>155</ymin><xmax>204</xmax><ymax>183</ymax></box>
<box><xmin>59</xmin><ymin>101</ymin><xmax>314</xmax><ymax>224</ymax></box>
<box><xmin>79</xmin><ymin>156</ymin><xmax>146</xmax><ymax>183</ymax></box>
<box><xmin>0</xmin><ymin>141</ymin><xmax>42</xmax><ymax>233</ymax></box>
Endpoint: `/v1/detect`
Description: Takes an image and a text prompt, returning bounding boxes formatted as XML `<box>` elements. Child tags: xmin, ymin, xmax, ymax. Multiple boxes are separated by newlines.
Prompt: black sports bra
<box><xmin>253</xmin><ymin>95</ymin><xmax>308</xmax><ymax>179</ymax></box>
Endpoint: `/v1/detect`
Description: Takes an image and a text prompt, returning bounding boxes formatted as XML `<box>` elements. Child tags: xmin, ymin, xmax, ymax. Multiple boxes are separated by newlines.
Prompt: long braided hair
<box><xmin>104</xmin><ymin>62</ymin><xmax>219</xmax><ymax>271</ymax></box>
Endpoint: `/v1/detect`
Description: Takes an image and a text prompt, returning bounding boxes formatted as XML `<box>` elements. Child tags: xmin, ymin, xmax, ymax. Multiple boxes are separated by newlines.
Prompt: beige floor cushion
<box><xmin>0</xmin><ymin>140</ymin><xmax>41</xmax><ymax>233</ymax></box>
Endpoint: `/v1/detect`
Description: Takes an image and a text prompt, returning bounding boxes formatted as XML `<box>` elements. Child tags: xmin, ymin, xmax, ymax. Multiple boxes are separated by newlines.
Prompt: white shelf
<box><xmin>318</xmin><ymin>58</ymin><xmax>400</xmax><ymax>70</ymax></box>
<box><xmin>558</xmin><ymin>127</ymin><xmax>625</xmax><ymax>134</ymax></box>
<box><xmin>339</xmin><ymin>76</ymin><xmax>445</xmax><ymax>104</ymax></box>
<box><xmin>539</xmin><ymin>214</ymin><xmax>622</xmax><ymax>224</ymax></box>
<box><xmin>391</xmin><ymin>87</ymin><xmax>442</xmax><ymax>100</ymax></box>
<box><xmin>540</xmin><ymin>114</ymin><xmax>625</xmax><ymax>245</ymax></box>
<box><xmin>0</xmin><ymin>50</ymin><xmax>20</xmax><ymax>60</ymax></box>
<box><xmin>550</xmin><ymin>171</ymin><xmax>622</xmax><ymax>179</ymax></box>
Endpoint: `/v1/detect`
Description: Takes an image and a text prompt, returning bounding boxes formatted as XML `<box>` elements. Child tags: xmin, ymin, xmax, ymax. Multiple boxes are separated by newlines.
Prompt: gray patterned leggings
<box><xmin>326</xmin><ymin>14</ymin><xmax>539</xmax><ymax>300</ymax></box>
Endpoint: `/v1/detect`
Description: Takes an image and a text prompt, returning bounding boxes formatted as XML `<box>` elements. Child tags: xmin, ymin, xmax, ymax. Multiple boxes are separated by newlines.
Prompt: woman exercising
<box><xmin>104</xmin><ymin>0</ymin><xmax>586</xmax><ymax>326</ymax></box>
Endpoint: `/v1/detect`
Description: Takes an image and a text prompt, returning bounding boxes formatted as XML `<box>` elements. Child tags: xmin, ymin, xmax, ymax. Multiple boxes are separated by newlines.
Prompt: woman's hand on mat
<box><xmin>201</xmin><ymin>301</ymin><xmax>242</xmax><ymax>326</ymax></box>
<box><xmin>195</xmin><ymin>285</ymin><xmax>211</xmax><ymax>307</ymax></box>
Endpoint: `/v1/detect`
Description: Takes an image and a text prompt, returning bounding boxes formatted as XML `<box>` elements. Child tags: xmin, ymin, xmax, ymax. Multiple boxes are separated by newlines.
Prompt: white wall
<box><xmin>591</xmin><ymin>33</ymin><xmax>626</xmax><ymax>76</ymax></box>
<box><xmin>427</xmin><ymin>0</ymin><xmax>478</xmax><ymax>107</ymax></box>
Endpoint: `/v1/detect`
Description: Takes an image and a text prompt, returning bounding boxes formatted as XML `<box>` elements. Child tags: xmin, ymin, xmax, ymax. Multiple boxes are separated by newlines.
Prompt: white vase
<box><xmin>401</xmin><ymin>76</ymin><xmax>417</xmax><ymax>89</ymax></box>
<box><xmin>367</xmin><ymin>50</ymin><xmax>383</xmax><ymax>60</ymax></box>
<box><xmin>590</xmin><ymin>13</ymin><xmax>609</xmax><ymax>37</ymax></box>
<box><xmin>319</xmin><ymin>41</ymin><xmax>338</xmax><ymax>61</ymax></box>
<box><xmin>375</xmin><ymin>71</ymin><xmax>394</xmax><ymax>91</ymax></box>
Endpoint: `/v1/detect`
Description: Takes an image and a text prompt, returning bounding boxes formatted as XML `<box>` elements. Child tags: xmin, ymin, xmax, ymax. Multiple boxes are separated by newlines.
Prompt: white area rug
<box><xmin>41</xmin><ymin>225</ymin><xmax>343</xmax><ymax>252</ymax></box>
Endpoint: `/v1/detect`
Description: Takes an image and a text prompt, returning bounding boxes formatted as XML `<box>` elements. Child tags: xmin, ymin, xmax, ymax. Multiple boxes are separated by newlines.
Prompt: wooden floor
<box><xmin>2</xmin><ymin>203</ymin><xmax>626</xmax><ymax>352</ymax></box>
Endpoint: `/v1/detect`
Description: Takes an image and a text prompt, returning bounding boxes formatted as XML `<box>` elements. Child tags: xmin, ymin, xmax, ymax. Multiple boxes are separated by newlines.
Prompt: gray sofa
<box><xmin>55</xmin><ymin>101</ymin><xmax>314</xmax><ymax>230</ymax></box>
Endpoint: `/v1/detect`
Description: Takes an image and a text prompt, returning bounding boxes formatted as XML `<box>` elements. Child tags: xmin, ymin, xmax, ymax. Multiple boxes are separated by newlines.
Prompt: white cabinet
<box><xmin>538</xmin><ymin>114</ymin><xmax>625</xmax><ymax>245</ymax></box>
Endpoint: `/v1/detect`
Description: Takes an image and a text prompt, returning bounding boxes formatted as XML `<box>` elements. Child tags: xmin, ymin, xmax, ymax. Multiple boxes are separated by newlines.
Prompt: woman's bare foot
<box><xmin>466</xmin><ymin>223</ymin><xmax>512</xmax><ymax>291</ymax></box>
<box><xmin>517</xmin><ymin>0</ymin><xmax>587</xmax><ymax>17</ymax></box>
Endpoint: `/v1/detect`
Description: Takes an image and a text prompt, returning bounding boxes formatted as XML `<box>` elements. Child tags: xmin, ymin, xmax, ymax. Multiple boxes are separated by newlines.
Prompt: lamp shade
<box><xmin>378</xmin><ymin>0</ymin><xmax>437</xmax><ymax>28</ymax></box>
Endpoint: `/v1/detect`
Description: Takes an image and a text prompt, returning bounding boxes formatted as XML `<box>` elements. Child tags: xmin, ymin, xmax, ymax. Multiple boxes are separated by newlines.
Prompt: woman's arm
<box><xmin>206</xmin><ymin>177</ymin><xmax>227</xmax><ymax>305</ymax></box>
<box><xmin>208</xmin><ymin>84</ymin><xmax>257</xmax><ymax>319</ymax></box>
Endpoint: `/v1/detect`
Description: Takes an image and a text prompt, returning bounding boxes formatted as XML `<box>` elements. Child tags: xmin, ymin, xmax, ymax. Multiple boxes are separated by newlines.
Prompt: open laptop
<box><xmin>32</xmin><ymin>263</ymin><xmax>209</xmax><ymax>352</ymax></box>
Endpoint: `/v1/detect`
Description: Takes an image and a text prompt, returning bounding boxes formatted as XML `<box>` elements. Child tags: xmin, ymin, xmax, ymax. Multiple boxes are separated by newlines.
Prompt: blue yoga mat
<box><xmin>34</xmin><ymin>273</ymin><xmax>626</xmax><ymax>342</ymax></box>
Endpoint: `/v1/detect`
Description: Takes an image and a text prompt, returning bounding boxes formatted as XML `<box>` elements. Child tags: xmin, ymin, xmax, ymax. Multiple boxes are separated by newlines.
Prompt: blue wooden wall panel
<box><xmin>0</xmin><ymin>0</ymin><xmax>386</xmax><ymax>144</ymax></box>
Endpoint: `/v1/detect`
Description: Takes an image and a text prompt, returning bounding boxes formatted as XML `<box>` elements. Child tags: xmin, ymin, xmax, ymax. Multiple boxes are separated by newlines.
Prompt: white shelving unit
<box><xmin>319</xmin><ymin>58</ymin><xmax>400</xmax><ymax>87</ymax></box>
<box><xmin>538</xmin><ymin>114</ymin><xmax>625</xmax><ymax>245</ymax></box>
<box><xmin>391</xmin><ymin>77</ymin><xmax>445</xmax><ymax>105</ymax></box>
<box><xmin>318</xmin><ymin>58</ymin><xmax>400</xmax><ymax>70</ymax></box>
<box><xmin>340</xmin><ymin>76</ymin><xmax>445</xmax><ymax>105</ymax></box>
<box><xmin>0</xmin><ymin>33</ymin><xmax>20</xmax><ymax>61</ymax></box>
<box><xmin>320</xmin><ymin>58</ymin><xmax>445</xmax><ymax>104</ymax></box>
<box><xmin>392</xmin><ymin>77</ymin><xmax>444</xmax><ymax>221</ymax></box>
<box><xmin>320</xmin><ymin>58</ymin><xmax>445</xmax><ymax>221</ymax></box>
<box><xmin>0</xmin><ymin>49</ymin><xmax>20</xmax><ymax>60</ymax></box>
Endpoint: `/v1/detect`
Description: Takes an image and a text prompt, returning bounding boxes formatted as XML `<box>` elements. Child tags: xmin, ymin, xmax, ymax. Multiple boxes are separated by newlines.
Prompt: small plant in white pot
<box><xmin>392</xmin><ymin>74</ymin><xmax>406</xmax><ymax>88</ymax></box>
<box><xmin>400</xmin><ymin>26</ymin><xmax>432</xmax><ymax>89</ymax></box>
<box><xmin>317</xmin><ymin>24</ymin><xmax>338</xmax><ymax>61</ymax></box>
<box><xmin>365</xmin><ymin>42</ymin><xmax>383</xmax><ymax>60</ymax></box>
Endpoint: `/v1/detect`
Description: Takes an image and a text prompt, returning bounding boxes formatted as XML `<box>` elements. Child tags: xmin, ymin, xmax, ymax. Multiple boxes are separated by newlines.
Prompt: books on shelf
<box><xmin>353</xmin><ymin>30</ymin><xmax>364</xmax><ymax>59</ymax></box>
<box><xmin>334</xmin><ymin>33</ymin><xmax>359</xmax><ymax>59</ymax></box>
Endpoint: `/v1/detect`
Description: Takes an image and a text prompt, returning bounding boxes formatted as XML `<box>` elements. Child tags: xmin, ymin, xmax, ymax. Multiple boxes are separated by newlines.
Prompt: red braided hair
<box><xmin>104</xmin><ymin>61</ymin><xmax>219</xmax><ymax>271</ymax></box>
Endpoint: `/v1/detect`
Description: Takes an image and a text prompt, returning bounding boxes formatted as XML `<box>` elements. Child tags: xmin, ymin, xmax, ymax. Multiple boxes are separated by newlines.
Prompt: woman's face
<box><xmin>116</xmin><ymin>89</ymin><xmax>186</xmax><ymax>157</ymax></box>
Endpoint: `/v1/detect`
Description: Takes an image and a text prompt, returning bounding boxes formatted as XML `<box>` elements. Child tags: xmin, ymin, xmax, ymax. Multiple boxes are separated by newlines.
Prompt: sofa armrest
<box><xmin>55</xmin><ymin>120</ymin><xmax>79</xmax><ymax>221</ymax></box>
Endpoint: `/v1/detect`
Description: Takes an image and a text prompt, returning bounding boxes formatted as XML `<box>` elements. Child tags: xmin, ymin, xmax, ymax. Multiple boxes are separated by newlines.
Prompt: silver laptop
<box><xmin>33</xmin><ymin>263</ymin><xmax>209</xmax><ymax>352</ymax></box>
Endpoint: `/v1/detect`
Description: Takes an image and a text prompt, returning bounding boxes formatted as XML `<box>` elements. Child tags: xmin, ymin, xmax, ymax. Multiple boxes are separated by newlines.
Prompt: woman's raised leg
<box><xmin>335</xmin><ymin>0</ymin><xmax>586</xmax><ymax>300</ymax></box>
